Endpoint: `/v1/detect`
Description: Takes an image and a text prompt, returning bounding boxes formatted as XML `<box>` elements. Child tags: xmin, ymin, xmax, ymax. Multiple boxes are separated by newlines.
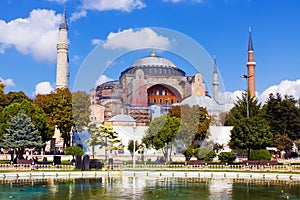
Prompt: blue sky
<box><xmin>0</xmin><ymin>0</ymin><xmax>299</xmax><ymax>103</ymax></box>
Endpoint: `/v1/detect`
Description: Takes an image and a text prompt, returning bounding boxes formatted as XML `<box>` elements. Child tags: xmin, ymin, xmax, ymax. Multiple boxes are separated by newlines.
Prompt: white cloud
<box><xmin>82</xmin><ymin>0</ymin><xmax>145</xmax><ymax>12</ymax></box>
<box><xmin>34</xmin><ymin>81</ymin><xmax>54</xmax><ymax>95</ymax></box>
<box><xmin>163</xmin><ymin>0</ymin><xmax>182</xmax><ymax>2</ymax></box>
<box><xmin>258</xmin><ymin>79</ymin><xmax>300</xmax><ymax>103</ymax></box>
<box><xmin>71</xmin><ymin>0</ymin><xmax>146</xmax><ymax>21</ymax></box>
<box><xmin>0</xmin><ymin>77</ymin><xmax>15</xmax><ymax>87</ymax></box>
<box><xmin>91</xmin><ymin>39</ymin><xmax>103</xmax><ymax>46</ymax></box>
<box><xmin>71</xmin><ymin>55</ymin><xmax>81</xmax><ymax>64</ymax></box>
<box><xmin>47</xmin><ymin>0</ymin><xmax>69</xmax><ymax>4</ymax></box>
<box><xmin>219</xmin><ymin>90</ymin><xmax>243</xmax><ymax>105</ymax></box>
<box><xmin>102</xmin><ymin>28</ymin><xmax>171</xmax><ymax>50</ymax></box>
<box><xmin>221</xmin><ymin>79</ymin><xmax>300</xmax><ymax>106</ymax></box>
<box><xmin>70</xmin><ymin>10</ymin><xmax>87</xmax><ymax>22</ymax></box>
<box><xmin>95</xmin><ymin>75</ymin><xmax>114</xmax><ymax>87</ymax></box>
<box><xmin>162</xmin><ymin>0</ymin><xmax>204</xmax><ymax>3</ymax></box>
<box><xmin>0</xmin><ymin>9</ymin><xmax>61</xmax><ymax>62</ymax></box>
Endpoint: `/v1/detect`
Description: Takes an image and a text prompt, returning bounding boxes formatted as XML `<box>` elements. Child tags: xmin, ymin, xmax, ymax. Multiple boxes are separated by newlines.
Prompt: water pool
<box><xmin>1</xmin><ymin>176</ymin><xmax>299</xmax><ymax>200</ymax></box>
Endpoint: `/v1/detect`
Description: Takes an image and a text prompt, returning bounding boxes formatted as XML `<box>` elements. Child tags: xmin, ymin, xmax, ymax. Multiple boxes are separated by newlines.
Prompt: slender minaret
<box><xmin>247</xmin><ymin>27</ymin><xmax>256</xmax><ymax>97</ymax></box>
<box><xmin>56</xmin><ymin>7</ymin><xmax>69</xmax><ymax>89</ymax></box>
<box><xmin>212</xmin><ymin>54</ymin><xmax>219</xmax><ymax>103</ymax></box>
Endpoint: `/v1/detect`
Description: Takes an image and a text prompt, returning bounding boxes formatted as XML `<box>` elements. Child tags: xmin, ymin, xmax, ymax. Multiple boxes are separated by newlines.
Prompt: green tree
<box><xmin>249</xmin><ymin>149</ymin><xmax>271</xmax><ymax>160</ymax></box>
<box><xmin>225</xmin><ymin>92</ymin><xmax>261</xmax><ymax>126</ymax></box>
<box><xmin>72</xmin><ymin>91</ymin><xmax>91</xmax><ymax>132</ymax></box>
<box><xmin>100</xmin><ymin>125</ymin><xmax>121</xmax><ymax>156</ymax></box>
<box><xmin>262</xmin><ymin>93</ymin><xmax>300</xmax><ymax>141</ymax></box>
<box><xmin>53</xmin><ymin>88</ymin><xmax>74</xmax><ymax>148</ymax></box>
<box><xmin>0</xmin><ymin>100</ymin><xmax>53</xmax><ymax>145</ymax></box>
<box><xmin>127</xmin><ymin>140</ymin><xmax>139</xmax><ymax>159</ymax></box>
<box><xmin>1</xmin><ymin>112</ymin><xmax>43</xmax><ymax>160</ymax></box>
<box><xmin>0</xmin><ymin>80</ymin><xmax>4</xmax><ymax>94</ymax></box>
<box><xmin>184</xmin><ymin>146</ymin><xmax>215</xmax><ymax>161</ymax></box>
<box><xmin>65</xmin><ymin>145</ymin><xmax>84</xmax><ymax>161</ymax></box>
<box><xmin>197</xmin><ymin>147</ymin><xmax>216</xmax><ymax>161</ymax></box>
<box><xmin>6</xmin><ymin>91</ymin><xmax>30</xmax><ymax>105</ymax></box>
<box><xmin>86</xmin><ymin>123</ymin><xmax>106</xmax><ymax>159</ymax></box>
<box><xmin>0</xmin><ymin>81</ymin><xmax>6</xmax><ymax>113</ymax></box>
<box><xmin>273</xmin><ymin>133</ymin><xmax>294</xmax><ymax>151</ymax></box>
<box><xmin>218</xmin><ymin>152</ymin><xmax>237</xmax><ymax>164</ymax></box>
<box><xmin>168</xmin><ymin>105</ymin><xmax>211</xmax><ymax>146</ymax></box>
<box><xmin>142</xmin><ymin>116</ymin><xmax>185</xmax><ymax>162</ymax></box>
<box><xmin>35</xmin><ymin>88</ymin><xmax>74</xmax><ymax>148</ymax></box>
<box><xmin>229</xmin><ymin>117</ymin><xmax>273</xmax><ymax>156</ymax></box>
<box><xmin>86</xmin><ymin>124</ymin><xmax>121</xmax><ymax>161</ymax></box>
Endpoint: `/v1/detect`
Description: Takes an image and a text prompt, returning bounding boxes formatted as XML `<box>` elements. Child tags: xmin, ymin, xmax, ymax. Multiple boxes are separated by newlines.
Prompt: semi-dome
<box><xmin>131</xmin><ymin>55</ymin><xmax>176</xmax><ymax>68</ymax></box>
<box><xmin>107</xmin><ymin>114</ymin><xmax>136</xmax><ymax>122</ymax></box>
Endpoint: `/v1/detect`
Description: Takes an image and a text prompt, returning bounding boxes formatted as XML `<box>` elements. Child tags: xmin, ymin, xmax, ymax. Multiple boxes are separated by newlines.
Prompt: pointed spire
<box><xmin>248</xmin><ymin>27</ymin><xmax>254</xmax><ymax>51</ymax></box>
<box><xmin>213</xmin><ymin>54</ymin><xmax>217</xmax><ymax>74</ymax></box>
<box><xmin>59</xmin><ymin>6</ymin><xmax>68</xmax><ymax>30</ymax></box>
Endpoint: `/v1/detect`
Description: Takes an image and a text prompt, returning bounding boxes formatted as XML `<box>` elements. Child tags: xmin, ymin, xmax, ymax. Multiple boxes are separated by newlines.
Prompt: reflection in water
<box><xmin>209</xmin><ymin>179</ymin><xmax>233</xmax><ymax>200</ymax></box>
<box><xmin>0</xmin><ymin>177</ymin><xmax>300</xmax><ymax>200</ymax></box>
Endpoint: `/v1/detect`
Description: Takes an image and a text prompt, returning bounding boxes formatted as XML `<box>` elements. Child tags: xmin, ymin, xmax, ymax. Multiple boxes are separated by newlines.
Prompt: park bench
<box><xmin>242</xmin><ymin>160</ymin><xmax>277</xmax><ymax>165</ymax></box>
<box><xmin>17</xmin><ymin>159</ymin><xmax>34</xmax><ymax>165</ymax></box>
<box><xmin>242</xmin><ymin>160</ymin><xmax>259</xmax><ymax>165</ymax></box>
<box><xmin>188</xmin><ymin>160</ymin><xmax>206</xmax><ymax>165</ymax></box>
<box><xmin>90</xmin><ymin>159</ymin><xmax>102</xmax><ymax>169</ymax></box>
<box><xmin>259</xmin><ymin>160</ymin><xmax>277</xmax><ymax>165</ymax></box>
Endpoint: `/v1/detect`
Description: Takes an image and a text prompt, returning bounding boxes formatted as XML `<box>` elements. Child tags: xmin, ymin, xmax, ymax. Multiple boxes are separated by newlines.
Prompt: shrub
<box><xmin>249</xmin><ymin>149</ymin><xmax>271</xmax><ymax>160</ymax></box>
<box><xmin>65</xmin><ymin>146</ymin><xmax>84</xmax><ymax>160</ymax></box>
<box><xmin>184</xmin><ymin>147</ymin><xmax>216</xmax><ymax>161</ymax></box>
<box><xmin>218</xmin><ymin>152</ymin><xmax>237</xmax><ymax>164</ymax></box>
<box><xmin>197</xmin><ymin>148</ymin><xmax>216</xmax><ymax>161</ymax></box>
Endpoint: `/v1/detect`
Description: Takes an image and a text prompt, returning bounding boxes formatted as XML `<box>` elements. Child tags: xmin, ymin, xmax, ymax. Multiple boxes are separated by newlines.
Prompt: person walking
<box><xmin>108</xmin><ymin>150</ymin><xmax>114</xmax><ymax>170</ymax></box>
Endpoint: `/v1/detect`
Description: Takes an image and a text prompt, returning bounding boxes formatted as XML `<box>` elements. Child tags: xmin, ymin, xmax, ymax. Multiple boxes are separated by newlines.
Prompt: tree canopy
<box><xmin>229</xmin><ymin>116</ymin><xmax>273</xmax><ymax>151</ymax></box>
<box><xmin>65</xmin><ymin>146</ymin><xmax>84</xmax><ymax>160</ymax></box>
<box><xmin>1</xmin><ymin>112</ymin><xmax>43</xmax><ymax>158</ymax></box>
<box><xmin>0</xmin><ymin>100</ymin><xmax>53</xmax><ymax>144</ymax></box>
<box><xmin>35</xmin><ymin>88</ymin><xmax>74</xmax><ymax>147</ymax></box>
<box><xmin>72</xmin><ymin>91</ymin><xmax>91</xmax><ymax>132</ymax></box>
<box><xmin>86</xmin><ymin>124</ymin><xmax>121</xmax><ymax>159</ymax></box>
<box><xmin>262</xmin><ymin>93</ymin><xmax>300</xmax><ymax>141</ymax></box>
<box><xmin>225</xmin><ymin>92</ymin><xmax>261</xmax><ymax>126</ymax></box>
<box><xmin>168</xmin><ymin>105</ymin><xmax>211</xmax><ymax>145</ymax></box>
<box><xmin>142</xmin><ymin>116</ymin><xmax>187</xmax><ymax>161</ymax></box>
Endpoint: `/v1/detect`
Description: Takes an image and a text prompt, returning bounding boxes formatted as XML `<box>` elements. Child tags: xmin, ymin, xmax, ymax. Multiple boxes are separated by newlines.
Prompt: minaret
<box><xmin>56</xmin><ymin>7</ymin><xmax>69</xmax><ymax>89</ymax></box>
<box><xmin>247</xmin><ymin>27</ymin><xmax>256</xmax><ymax>97</ymax></box>
<box><xmin>212</xmin><ymin>54</ymin><xmax>219</xmax><ymax>103</ymax></box>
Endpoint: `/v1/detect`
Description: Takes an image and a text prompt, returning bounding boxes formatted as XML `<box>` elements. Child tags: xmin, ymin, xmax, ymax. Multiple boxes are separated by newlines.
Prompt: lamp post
<box><xmin>165</xmin><ymin>98</ymin><xmax>169</xmax><ymax>114</ymax></box>
<box><xmin>133</xmin><ymin>124</ymin><xmax>136</xmax><ymax>169</ymax></box>
<box><xmin>240</xmin><ymin>74</ymin><xmax>251</xmax><ymax>118</ymax></box>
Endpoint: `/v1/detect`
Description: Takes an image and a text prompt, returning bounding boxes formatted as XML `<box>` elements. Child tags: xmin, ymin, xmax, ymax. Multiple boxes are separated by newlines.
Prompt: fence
<box><xmin>1</xmin><ymin>163</ymin><xmax>300</xmax><ymax>173</ymax></box>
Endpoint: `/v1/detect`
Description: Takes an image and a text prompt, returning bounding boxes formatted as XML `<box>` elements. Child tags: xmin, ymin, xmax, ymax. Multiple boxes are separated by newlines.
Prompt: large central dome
<box><xmin>131</xmin><ymin>55</ymin><xmax>176</xmax><ymax>68</ymax></box>
<box><xmin>119</xmin><ymin>51</ymin><xmax>185</xmax><ymax>78</ymax></box>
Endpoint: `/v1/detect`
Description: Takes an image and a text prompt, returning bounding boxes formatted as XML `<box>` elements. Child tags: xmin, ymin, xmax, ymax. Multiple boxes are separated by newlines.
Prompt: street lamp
<box><xmin>133</xmin><ymin>124</ymin><xmax>136</xmax><ymax>169</ymax></box>
<box><xmin>240</xmin><ymin>74</ymin><xmax>252</xmax><ymax>118</ymax></box>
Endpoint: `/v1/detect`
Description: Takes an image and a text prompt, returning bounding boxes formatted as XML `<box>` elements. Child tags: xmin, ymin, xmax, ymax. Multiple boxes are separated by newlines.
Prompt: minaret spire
<box><xmin>248</xmin><ymin>27</ymin><xmax>253</xmax><ymax>51</ymax></box>
<box><xmin>56</xmin><ymin>7</ymin><xmax>69</xmax><ymax>89</ymax></box>
<box><xmin>213</xmin><ymin>54</ymin><xmax>219</xmax><ymax>103</ymax></box>
<box><xmin>246</xmin><ymin>27</ymin><xmax>256</xmax><ymax>97</ymax></box>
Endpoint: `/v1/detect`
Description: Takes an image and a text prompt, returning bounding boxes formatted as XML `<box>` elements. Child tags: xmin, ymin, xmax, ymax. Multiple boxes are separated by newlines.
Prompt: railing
<box><xmin>121</xmin><ymin>163</ymin><xmax>300</xmax><ymax>172</ymax></box>
<box><xmin>1</xmin><ymin>163</ymin><xmax>300</xmax><ymax>172</ymax></box>
<box><xmin>0</xmin><ymin>164</ymin><xmax>75</xmax><ymax>171</ymax></box>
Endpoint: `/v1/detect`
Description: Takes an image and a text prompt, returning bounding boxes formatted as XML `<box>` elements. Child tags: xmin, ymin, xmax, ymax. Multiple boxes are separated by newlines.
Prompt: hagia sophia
<box><xmin>89</xmin><ymin>50</ymin><xmax>218</xmax><ymax>126</ymax></box>
<box><xmin>53</xmin><ymin>9</ymin><xmax>256</xmax><ymax>156</ymax></box>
